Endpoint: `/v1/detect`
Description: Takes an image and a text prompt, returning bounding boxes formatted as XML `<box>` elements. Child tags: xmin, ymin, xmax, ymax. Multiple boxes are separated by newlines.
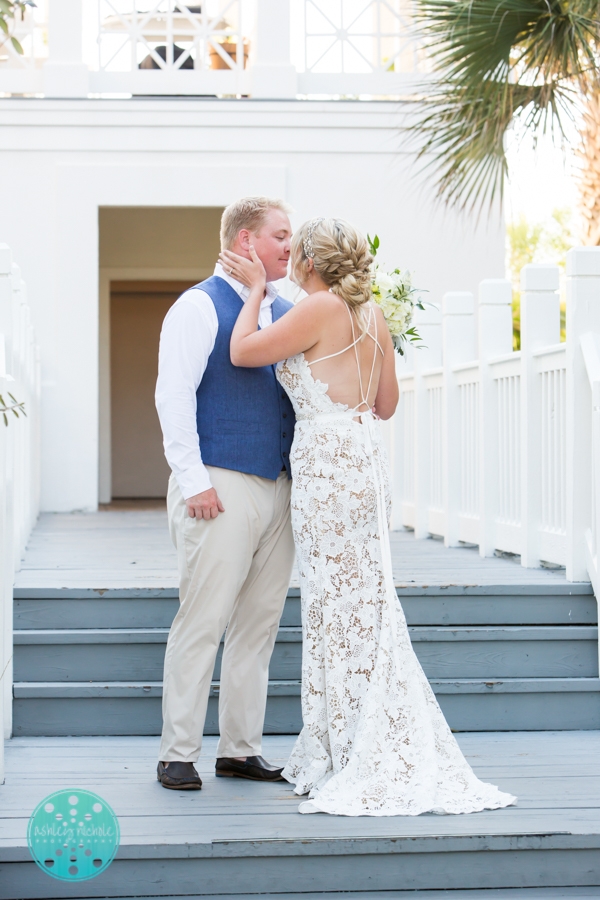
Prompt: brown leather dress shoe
<box><xmin>157</xmin><ymin>760</ymin><xmax>202</xmax><ymax>790</ymax></box>
<box><xmin>215</xmin><ymin>755</ymin><xmax>285</xmax><ymax>781</ymax></box>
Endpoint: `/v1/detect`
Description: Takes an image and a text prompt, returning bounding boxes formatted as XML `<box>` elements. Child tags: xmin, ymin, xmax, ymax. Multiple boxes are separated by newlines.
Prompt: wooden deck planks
<box><xmin>14</xmin><ymin>512</ymin><xmax>582</xmax><ymax>591</ymax></box>
<box><xmin>2</xmin><ymin>733</ymin><xmax>600</xmax><ymax>850</ymax></box>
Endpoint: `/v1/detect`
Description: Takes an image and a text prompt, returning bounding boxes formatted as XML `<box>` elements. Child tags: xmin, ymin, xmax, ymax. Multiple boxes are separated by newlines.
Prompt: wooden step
<box><xmin>13</xmin><ymin>583</ymin><xmax>596</xmax><ymax>629</ymax></box>
<box><xmin>13</xmin><ymin>625</ymin><xmax>599</xmax><ymax>683</ymax></box>
<box><xmin>2</xmin><ymin>730</ymin><xmax>600</xmax><ymax>899</ymax></box>
<box><xmin>48</xmin><ymin>892</ymin><xmax>600</xmax><ymax>900</ymax></box>
<box><xmin>12</xmin><ymin>677</ymin><xmax>600</xmax><ymax>736</ymax></box>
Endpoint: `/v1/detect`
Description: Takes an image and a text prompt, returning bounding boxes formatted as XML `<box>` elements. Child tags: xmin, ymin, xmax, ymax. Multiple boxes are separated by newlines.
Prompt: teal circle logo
<box><xmin>27</xmin><ymin>790</ymin><xmax>119</xmax><ymax>882</ymax></box>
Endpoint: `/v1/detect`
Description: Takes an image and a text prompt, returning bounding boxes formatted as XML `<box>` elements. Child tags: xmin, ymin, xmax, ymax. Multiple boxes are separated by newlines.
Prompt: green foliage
<box><xmin>367</xmin><ymin>233</ymin><xmax>380</xmax><ymax>257</ymax></box>
<box><xmin>0</xmin><ymin>392</ymin><xmax>26</xmax><ymax>426</ymax></box>
<box><xmin>0</xmin><ymin>1</ymin><xmax>36</xmax><ymax>55</ymax></box>
<box><xmin>410</xmin><ymin>0</ymin><xmax>600</xmax><ymax>217</ymax></box>
<box><xmin>507</xmin><ymin>206</ymin><xmax>574</xmax><ymax>347</ymax></box>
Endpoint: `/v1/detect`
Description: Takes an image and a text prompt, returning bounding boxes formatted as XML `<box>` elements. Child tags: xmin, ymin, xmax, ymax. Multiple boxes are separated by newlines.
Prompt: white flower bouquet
<box><xmin>368</xmin><ymin>234</ymin><xmax>426</xmax><ymax>355</ymax></box>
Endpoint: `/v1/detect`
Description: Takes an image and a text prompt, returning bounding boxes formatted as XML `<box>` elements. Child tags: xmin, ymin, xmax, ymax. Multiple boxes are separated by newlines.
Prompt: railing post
<box><xmin>520</xmin><ymin>264</ymin><xmax>560</xmax><ymax>568</ymax></box>
<box><xmin>478</xmin><ymin>279</ymin><xmax>513</xmax><ymax>557</ymax></box>
<box><xmin>413</xmin><ymin>303</ymin><xmax>442</xmax><ymax>539</ymax></box>
<box><xmin>250</xmin><ymin>0</ymin><xmax>297</xmax><ymax>99</ymax></box>
<box><xmin>442</xmin><ymin>292</ymin><xmax>475</xmax><ymax>547</ymax></box>
<box><xmin>566</xmin><ymin>247</ymin><xmax>600</xmax><ymax>582</ymax></box>
<box><xmin>43</xmin><ymin>0</ymin><xmax>89</xmax><ymax>98</ymax></box>
<box><xmin>0</xmin><ymin>245</ymin><xmax>14</xmax><ymax>749</ymax></box>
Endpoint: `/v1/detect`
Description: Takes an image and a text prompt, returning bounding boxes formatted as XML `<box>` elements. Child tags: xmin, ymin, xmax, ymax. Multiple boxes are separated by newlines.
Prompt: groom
<box><xmin>155</xmin><ymin>196</ymin><xmax>296</xmax><ymax>790</ymax></box>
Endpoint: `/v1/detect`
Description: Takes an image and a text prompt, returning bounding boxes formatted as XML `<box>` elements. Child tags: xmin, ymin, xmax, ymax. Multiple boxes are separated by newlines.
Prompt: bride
<box><xmin>225</xmin><ymin>217</ymin><xmax>516</xmax><ymax>817</ymax></box>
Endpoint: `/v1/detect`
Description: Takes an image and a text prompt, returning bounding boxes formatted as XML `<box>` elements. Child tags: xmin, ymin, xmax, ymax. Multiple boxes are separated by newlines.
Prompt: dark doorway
<box><xmin>110</xmin><ymin>280</ymin><xmax>195</xmax><ymax>498</ymax></box>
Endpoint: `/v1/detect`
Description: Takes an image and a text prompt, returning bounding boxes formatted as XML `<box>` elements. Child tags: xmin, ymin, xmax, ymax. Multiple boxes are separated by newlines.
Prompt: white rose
<box><xmin>375</xmin><ymin>271</ymin><xmax>394</xmax><ymax>293</ymax></box>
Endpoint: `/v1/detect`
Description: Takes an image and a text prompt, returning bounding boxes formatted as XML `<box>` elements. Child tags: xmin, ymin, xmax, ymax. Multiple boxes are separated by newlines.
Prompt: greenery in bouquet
<box><xmin>367</xmin><ymin>235</ymin><xmax>426</xmax><ymax>355</ymax></box>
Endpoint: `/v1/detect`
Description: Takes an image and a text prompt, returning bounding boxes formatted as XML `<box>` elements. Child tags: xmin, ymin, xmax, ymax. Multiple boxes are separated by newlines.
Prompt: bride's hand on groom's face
<box><xmin>220</xmin><ymin>246</ymin><xmax>266</xmax><ymax>292</ymax></box>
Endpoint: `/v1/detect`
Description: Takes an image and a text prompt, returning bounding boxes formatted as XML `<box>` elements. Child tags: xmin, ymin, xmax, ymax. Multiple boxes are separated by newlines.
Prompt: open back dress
<box><xmin>275</xmin><ymin>303</ymin><xmax>517</xmax><ymax>817</ymax></box>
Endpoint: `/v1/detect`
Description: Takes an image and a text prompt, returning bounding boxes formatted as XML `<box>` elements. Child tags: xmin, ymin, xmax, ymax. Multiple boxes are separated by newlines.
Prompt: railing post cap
<box><xmin>520</xmin><ymin>264</ymin><xmax>560</xmax><ymax>291</ymax></box>
<box><xmin>0</xmin><ymin>244</ymin><xmax>12</xmax><ymax>275</ymax></box>
<box><xmin>567</xmin><ymin>246</ymin><xmax>600</xmax><ymax>277</ymax></box>
<box><xmin>413</xmin><ymin>302</ymin><xmax>441</xmax><ymax>324</ymax></box>
<box><xmin>479</xmin><ymin>278</ymin><xmax>512</xmax><ymax>305</ymax></box>
<box><xmin>442</xmin><ymin>291</ymin><xmax>474</xmax><ymax>315</ymax></box>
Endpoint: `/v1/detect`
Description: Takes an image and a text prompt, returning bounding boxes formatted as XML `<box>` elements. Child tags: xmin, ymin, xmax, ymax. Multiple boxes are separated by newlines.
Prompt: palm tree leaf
<box><xmin>409</xmin><ymin>0</ymin><xmax>599</xmax><ymax>216</ymax></box>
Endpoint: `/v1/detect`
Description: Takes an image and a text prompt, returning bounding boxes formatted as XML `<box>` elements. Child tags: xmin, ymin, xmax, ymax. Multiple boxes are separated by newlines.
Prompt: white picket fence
<box><xmin>0</xmin><ymin>245</ymin><xmax>41</xmax><ymax>782</ymax></box>
<box><xmin>390</xmin><ymin>247</ymin><xmax>600</xmax><ymax>597</ymax></box>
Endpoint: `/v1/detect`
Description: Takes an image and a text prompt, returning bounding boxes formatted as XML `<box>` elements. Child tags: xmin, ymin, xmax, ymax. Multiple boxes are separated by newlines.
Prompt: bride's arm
<box><xmin>372</xmin><ymin>306</ymin><xmax>399</xmax><ymax>420</ymax></box>
<box><xmin>223</xmin><ymin>246</ymin><xmax>325</xmax><ymax>368</ymax></box>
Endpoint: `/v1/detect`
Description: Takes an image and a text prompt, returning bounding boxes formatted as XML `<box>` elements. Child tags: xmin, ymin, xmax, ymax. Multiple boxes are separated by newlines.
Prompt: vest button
<box><xmin>282</xmin><ymin>413</ymin><xmax>287</xmax><ymax>419</ymax></box>
<box><xmin>282</xmin><ymin>432</ymin><xmax>286</xmax><ymax>438</ymax></box>
<box><xmin>283</xmin><ymin>451</ymin><xmax>288</xmax><ymax>458</ymax></box>
<box><xmin>281</xmin><ymin>393</ymin><xmax>286</xmax><ymax>399</ymax></box>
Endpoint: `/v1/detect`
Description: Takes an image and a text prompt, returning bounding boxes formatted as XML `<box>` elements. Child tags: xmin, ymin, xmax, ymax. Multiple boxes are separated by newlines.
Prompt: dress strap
<box><xmin>309</xmin><ymin>303</ymin><xmax>385</xmax><ymax>411</ymax></box>
<box><xmin>309</xmin><ymin>304</ymin><xmax>363</xmax><ymax>365</ymax></box>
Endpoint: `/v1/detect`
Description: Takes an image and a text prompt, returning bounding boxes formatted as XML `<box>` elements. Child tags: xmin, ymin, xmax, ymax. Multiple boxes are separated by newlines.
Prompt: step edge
<box><xmin>0</xmin><ymin>830</ymin><xmax>598</xmax><ymax>863</ymax></box>
<box><xmin>13</xmin><ymin>584</ymin><xmax>595</xmax><ymax>599</ymax></box>
<box><xmin>12</xmin><ymin>625</ymin><xmax>598</xmax><ymax>643</ymax></box>
<box><xmin>13</xmin><ymin>677</ymin><xmax>600</xmax><ymax>698</ymax></box>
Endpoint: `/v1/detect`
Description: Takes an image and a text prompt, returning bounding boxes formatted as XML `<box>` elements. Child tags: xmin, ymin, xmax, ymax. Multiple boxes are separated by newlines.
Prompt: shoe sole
<box><xmin>215</xmin><ymin>771</ymin><xmax>285</xmax><ymax>782</ymax></box>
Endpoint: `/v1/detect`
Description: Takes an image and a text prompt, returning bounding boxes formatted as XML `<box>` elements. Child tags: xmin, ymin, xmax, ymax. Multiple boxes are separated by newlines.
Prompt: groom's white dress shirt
<box><xmin>155</xmin><ymin>262</ymin><xmax>279</xmax><ymax>500</ymax></box>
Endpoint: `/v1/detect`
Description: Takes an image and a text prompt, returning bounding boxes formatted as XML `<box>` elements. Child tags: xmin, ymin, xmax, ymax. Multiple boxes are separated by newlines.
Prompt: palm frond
<box><xmin>410</xmin><ymin>0</ymin><xmax>600</xmax><ymax>217</ymax></box>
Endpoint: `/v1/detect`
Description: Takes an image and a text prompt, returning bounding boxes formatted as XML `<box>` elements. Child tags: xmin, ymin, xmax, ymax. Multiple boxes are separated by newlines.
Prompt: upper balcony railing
<box><xmin>0</xmin><ymin>0</ymin><xmax>426</xmax><ymax>99</ymax></box>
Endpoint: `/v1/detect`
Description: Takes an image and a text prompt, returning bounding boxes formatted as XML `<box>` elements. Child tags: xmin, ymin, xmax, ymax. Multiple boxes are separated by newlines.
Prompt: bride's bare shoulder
<box><xmin>295</xmin><ymin>290</ymin><xmax>342</xmax><ymax>314</ymax></box>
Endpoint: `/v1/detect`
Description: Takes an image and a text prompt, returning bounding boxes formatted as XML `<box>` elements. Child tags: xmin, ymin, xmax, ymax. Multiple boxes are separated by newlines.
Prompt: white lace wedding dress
<box><xmin>275</xmin><ymin>307</ymin><xmax>517</xmax><ymax>817</ymax></box>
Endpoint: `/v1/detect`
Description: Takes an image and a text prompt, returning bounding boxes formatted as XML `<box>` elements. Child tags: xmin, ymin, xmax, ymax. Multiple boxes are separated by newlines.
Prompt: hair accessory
<box><xmin>303</xmin><ymin>218</ymin><xmax>325</xmax><ymax>259</ymax></box>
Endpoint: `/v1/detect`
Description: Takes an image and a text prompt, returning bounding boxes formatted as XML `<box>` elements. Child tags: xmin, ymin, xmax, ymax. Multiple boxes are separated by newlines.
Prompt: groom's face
<box><xmin>247</xmin><ymin>208</ymin><xmax>292</xmax><ymax>282</ymax></box>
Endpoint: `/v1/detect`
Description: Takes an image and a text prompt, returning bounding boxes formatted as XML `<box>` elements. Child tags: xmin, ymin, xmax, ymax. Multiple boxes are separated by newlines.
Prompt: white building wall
<box><xmin>0</xmin><ymin>98</ymin><xmax>504</xmax><ymax>512</ymax></box>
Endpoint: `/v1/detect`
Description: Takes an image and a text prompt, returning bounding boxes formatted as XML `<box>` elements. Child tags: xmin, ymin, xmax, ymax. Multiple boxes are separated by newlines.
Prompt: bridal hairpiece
<box><xmin>303</xmin><ymin>218</ymin><xmax>325</xmax><ymax>259</ymax></box>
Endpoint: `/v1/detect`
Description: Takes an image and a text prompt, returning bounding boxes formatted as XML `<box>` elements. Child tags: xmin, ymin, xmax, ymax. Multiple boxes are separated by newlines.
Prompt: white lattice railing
<box><xmin>0</xmin><ymin>0</ymin><xmax>424</xmax><ymax>98</ymax></box>
<box><xmin>299</xmin><ymin>0</ymin><xmax>424</xmax><ymax>95</ymax></box>
<box><xmin>392</xmin><ymin>249</ymin><xmax>600</xmax><ymax>591</ymax></box>
<box><xmin>0</xmin><ymin>245</ymin><xmax>40</xmax><ymax>780</ymax></box>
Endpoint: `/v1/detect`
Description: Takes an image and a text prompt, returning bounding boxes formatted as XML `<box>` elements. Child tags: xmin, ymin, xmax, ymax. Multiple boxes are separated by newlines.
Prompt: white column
<box><xmin>412</xmin><ymin>303</ymin><xmax>442</xmax><ymax>539</ymax></box>
<box><xmin>566</xmin><ymin>247</ymin><xmax>600</xmax><ymax>582</ymax></box>
<box><xmin>520</xmin><ymin>264</ymin><xmax>560</xmax><ymax>568</ymax></box>
<box><xmin>0</xmin><ymin>245</ymin><xmax>14</xmax><ymax>747</ymax></box>
<box><xmin>478</xmin><ymin>279</ymin><xmax>513</xmax><ymax>557</ymax></box>
<box><xmin>442</xmin><ymin>292</ymin><xmax>475</xmax><ymax>547</ymax></box>
<box><xmin>43</xmin><ymin>0</ymin><xmax>89</xmax><ymax>98</ymax></box>
<box><xmin>250</xmin><ymin>0</ymin><xmax>297</xmax><ymax>99</ymax></box>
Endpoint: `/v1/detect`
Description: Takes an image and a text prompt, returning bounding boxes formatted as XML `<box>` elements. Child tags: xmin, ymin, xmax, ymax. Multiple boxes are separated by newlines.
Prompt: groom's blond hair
<box><xmin>220</xmin><ymin>196</ymin><xmax>292</xmax><ymax>250</ymax></box>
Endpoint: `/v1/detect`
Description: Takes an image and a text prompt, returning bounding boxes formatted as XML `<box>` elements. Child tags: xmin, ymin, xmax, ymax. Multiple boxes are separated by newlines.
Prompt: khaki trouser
<box><xmin>159</xmin><ymin>465</ymin><xmax>295</xmax><ymax>762</ymax></box>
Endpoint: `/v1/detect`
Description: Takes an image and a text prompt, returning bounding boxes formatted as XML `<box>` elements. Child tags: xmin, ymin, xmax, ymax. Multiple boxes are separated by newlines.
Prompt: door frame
<box><xmin>99</xmin><ymin>266</ymin><xmax>211</xmax><ymax>503</ymax></box>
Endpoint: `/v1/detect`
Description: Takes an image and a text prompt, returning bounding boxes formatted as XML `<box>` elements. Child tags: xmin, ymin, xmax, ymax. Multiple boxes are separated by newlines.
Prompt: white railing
<box><xmin>392</xmin><ymin>249</ymin><xmax>600</xmax><ymax>592</ymax></box>
<box><xmin>0</xmin><ymin>0</ymin><xmax>424</xmax><ymax>99</ymax></box>
<box><xmin>0</xmin><ymin>245</ymin><xmax>40</xmax><ymax>782</ymax></box>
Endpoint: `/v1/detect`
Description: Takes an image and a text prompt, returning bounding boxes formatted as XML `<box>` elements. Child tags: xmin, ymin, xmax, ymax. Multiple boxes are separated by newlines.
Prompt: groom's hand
<box><xmin>186</xmin><ymin>488</ymin><xmax>225</xmax><ymax>520</ymax></box>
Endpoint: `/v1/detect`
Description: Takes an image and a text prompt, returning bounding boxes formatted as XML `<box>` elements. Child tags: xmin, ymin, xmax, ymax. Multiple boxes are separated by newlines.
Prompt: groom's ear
<box><xmin>238</xmin><ymin>229</ymin><xmax>251</xmax><ymax>251</ymax></box>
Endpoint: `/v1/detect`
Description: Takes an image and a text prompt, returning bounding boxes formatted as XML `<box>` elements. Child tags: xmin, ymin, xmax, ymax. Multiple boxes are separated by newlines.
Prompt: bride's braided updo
<box><xmin>291</xmin><ymin>218</ymin><xmax>374</xmax><ymax>326</ymax></box>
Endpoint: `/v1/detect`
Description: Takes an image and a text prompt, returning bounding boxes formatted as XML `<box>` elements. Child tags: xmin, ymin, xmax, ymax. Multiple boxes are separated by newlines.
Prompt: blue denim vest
<box><xmin>194</xmin><ymin>276</ymin><xmax>295</xmax><ymax>480</ymax></box>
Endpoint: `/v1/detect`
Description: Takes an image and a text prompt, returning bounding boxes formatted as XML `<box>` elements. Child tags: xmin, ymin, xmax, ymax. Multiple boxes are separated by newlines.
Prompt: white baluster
<box><xmin>43</xmin><ymin>0</ymin><xmax>89</xmax><ymax>98</ymax></box>
<box><xmin>520</xmin><ymin>264</ymin><xmax>560</xmax><ymax>568</ymax></box>
<box><xmin>442</xmin><ymin>292</ymin><xmax>475</xmax><ymax>547</ymax></box>
<box><xmin>478</xmin><ymin>279</ymin><xmax>513</xmax><ymax>557</ymax></box>
<box><xmin>250</xmin><ymin>0</ymin><xmax>297</xmax><ymax>99</ymax></box>
<box><xmin>566</xmin><ymin>247</ymin><xmax>600</xmax><ymax>582</ymax></box>
<box><xmin>412</xmin><ymin>303</ymin><xmax>442</xmax><ymax>539</ymax></box>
